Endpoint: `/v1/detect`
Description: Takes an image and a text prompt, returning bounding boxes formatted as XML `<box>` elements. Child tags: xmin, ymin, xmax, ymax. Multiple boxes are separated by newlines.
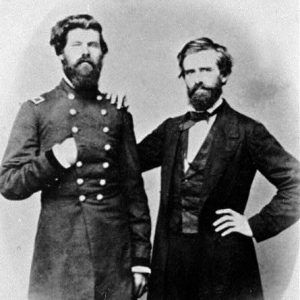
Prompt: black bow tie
<box><xmin>179</xmin><ymin>101</ymin><xmax>224</xmax><ymax>131</ymax></box>
<box><xmin>188</xmin><ymin>111</ymin><xmax>211</xmax><ymax>122</ymax></box>
<box><xmin>179</xmin><ymin>111</ymin><xmax>212</xmax><ymax>131</ymax></box>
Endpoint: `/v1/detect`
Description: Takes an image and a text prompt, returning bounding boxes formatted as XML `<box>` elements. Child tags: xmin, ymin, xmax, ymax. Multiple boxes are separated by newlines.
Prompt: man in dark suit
<box><xmin>0</xmin><ymin>14</ymin><xmax>151</xmax><ymax>300</ymax></box>
<box><xmin>135</xmin><ymin>38</ymin><xmax>300</xmax><ymax>300</ymax></box>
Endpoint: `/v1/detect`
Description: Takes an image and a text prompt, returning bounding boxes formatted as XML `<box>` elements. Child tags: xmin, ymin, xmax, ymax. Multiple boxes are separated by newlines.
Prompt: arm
<box><xmin>213</xmin><ymin>122</ymin><xmax>300</xmax><ymax>240</ymax></box>
<box><xmin>247</xmin><ymin>122</ymin><xmax>300</xmax><ymax>242</ymax></box>
<box><xmin>0</xmin><ymin>102</ymin><xmax>65</xmax><ymax>200</ymax></box>
<box><xmin>137</xmin><ymin>119</ymin><xmax>169</xmax><ymax>172</ymax></box>
<box><xmin>119</xmin><ymin>111</ymin><xmax>152</xmax><ymax>267</ymax></box>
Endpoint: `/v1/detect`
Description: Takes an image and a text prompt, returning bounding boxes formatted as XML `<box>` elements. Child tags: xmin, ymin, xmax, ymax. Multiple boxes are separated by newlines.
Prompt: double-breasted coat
<box><xmin>137</xmin><ymin>101</ymin><xmax>300</xmax><ymax>300</ymax></box>
<box><xmin>0</xmin><ymin>79</ymin><xmax>151</xmax><ymax>300</ymax></box>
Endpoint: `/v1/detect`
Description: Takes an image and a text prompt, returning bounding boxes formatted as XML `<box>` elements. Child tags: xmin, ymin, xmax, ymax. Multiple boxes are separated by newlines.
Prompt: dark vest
<box><xmin>169</xmin><ymin>120</ymin><xmax>216</xmax><ymax>233</ymax></box>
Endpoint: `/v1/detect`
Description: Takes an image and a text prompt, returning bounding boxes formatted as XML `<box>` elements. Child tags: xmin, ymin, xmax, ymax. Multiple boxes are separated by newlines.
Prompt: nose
<box><xmin>81</xmin><ymin>44</ymin><xmax>90</xmax><ymax>56</ymax></box>
<box><xmin>194</xmin><ymin>71</ymin><xmax>204</xmax><ymax>85</ymax></box>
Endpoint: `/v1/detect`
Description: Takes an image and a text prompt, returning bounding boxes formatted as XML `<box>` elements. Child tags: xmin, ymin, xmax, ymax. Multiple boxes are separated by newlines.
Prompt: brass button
<box><xmin>69</xmin><ymin>108</ymin><xmax>77</xmax><ymax>116</ymax></box>
<box><xmin>77</xmin><ymin>178</ymin><xmax>84</xmax><ymax>185</ymax></box>
<box><xmin>68</xmin><ymin>93</ymin><xmax>75</xmax><ymax>100</ymax></box>
<box><xmin>79</xmin><ymin>195</ymin><xmax>86</xmax><ymax>202</ymax></box>
<box><xmin>104</xmin><ymin>144</ymin><xmax>111</xmax><ymax>151</ymax></box>
<box><xmin>101</xmin><ymin>109</ymin><xmax>107</xmax><ymax>116</ymax></box>
<box><xmin>103</xmin><ymin>126</ymin><xmax>109</xmax><ymax>133</ymax></box>
<box><xmin>72</xmin><ymin>126</ymin><xmax>79</xmax><ymax>133</ymax></box>
<box><xmin>76</xmin><ymin>161</ymin><xmax>83</xmax><ymax>168</ymax></box>
<box><xmin>102</xmin><ymin>162</ymin><xmax>109</xmax><ymax>169</ymax></box>
<box><xmin>99</xmin><ymin>179</ymin><xmax>106</xmax><ymax>186</ymax></box>
<box><xmin>96</xmin><ymin>194</ymin><xmax>103</xmax><ymax>201</ymax></box>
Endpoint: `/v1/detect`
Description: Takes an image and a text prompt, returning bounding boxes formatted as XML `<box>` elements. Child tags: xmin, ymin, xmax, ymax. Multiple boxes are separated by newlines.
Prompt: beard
<box><xmin>187</xmin><ymin>81</ymin><xmax>223</xmax><ymax>111</ymax></box>
<box><xmin>62</xmin><ymin>55</ymin><xmax>102</xmax><ymax>91</ymax></box>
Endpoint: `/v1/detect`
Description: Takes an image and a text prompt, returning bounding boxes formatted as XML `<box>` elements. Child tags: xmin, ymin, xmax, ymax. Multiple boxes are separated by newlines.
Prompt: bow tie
<box><xmin>188</xmin><ymin>111</ymin><xmax>211</xmax><ymax>122</ymax></box>
<box><xmin>180</xmin><ymin>111</ymin><xmax>212</xmax><ymax>131</ymax></box>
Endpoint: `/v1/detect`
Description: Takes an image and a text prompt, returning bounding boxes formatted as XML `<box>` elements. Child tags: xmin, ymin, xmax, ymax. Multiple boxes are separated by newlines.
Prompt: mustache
<box><xmin>189</xmin><ymin>82</ymin><xmax>211</xmax><ymax>96</ymax></box>
<box><xmin>75</xmin><ymin>56</ymin><xmax>95</xmax><ymax>68</ymax></box>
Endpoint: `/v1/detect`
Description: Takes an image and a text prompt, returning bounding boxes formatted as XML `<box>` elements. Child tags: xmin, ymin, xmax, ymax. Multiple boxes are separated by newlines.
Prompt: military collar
<box><xmin>59</xmin><ymin>78</ymin><xmax>106</xmax><ymax>101</ymax></box>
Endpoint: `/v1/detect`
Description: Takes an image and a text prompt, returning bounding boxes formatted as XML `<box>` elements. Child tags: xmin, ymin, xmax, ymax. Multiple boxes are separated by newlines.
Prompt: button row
<box><xmin>69</xmin><ymin>109</ymin><xmax>108</xmax><ymax>117</ymax></box>
<box><xmin>79</xmin><ymin>194</ymin><xmax>104</xmax><ymax>202</ymax></box>
<box><xmin>72</xmin><ymin>126</ymin><xmax>111</xmax><ymax>135</ymax></box>
<box><xmin>76</xmin><ymin>178</ymin><xmax>107</xmax><ymax>186</ymax></box>
<box><xmin>75</xmin><ymin>161</ymin><xmax>110</xmax><ymax>170</ymax></box>
<box><xmin>68</xmin><ymin>93</ymin><xmax>104</xmax><ymax>103</ymax></box>
<box><xmin>67</xmin><ymin>93</ymin><xmax>108</xmax><ymax>111</ymax></box>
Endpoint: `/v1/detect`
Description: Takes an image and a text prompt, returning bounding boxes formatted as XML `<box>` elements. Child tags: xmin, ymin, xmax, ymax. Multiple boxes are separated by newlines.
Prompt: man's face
<box><xmin>182</xmin><ymin>50</ymin><xmax>227</xmax><ymax>111</ymax></box>
<box><xmin>60</xmin><ymin>28</ymin><xmax>104</xmax><ymax>90</ymax></box>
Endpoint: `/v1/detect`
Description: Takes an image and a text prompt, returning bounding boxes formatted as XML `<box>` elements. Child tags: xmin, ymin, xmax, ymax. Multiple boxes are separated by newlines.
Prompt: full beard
<box><xmin>62</xmin><ymin>58</ymin><xmax>102</xmax><ymax>91</ymax></box>
<box><xmin>188</xmin><ymin>82</ymin><xmax>223</xmax><ymax>111</ymax></box>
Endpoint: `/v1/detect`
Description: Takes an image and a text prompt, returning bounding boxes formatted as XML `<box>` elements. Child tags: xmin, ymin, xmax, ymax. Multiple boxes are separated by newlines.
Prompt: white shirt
<box><xmin>184</xmin><ymin>98</ymin><xmax>223</xmax><ymax>172</ymax></box>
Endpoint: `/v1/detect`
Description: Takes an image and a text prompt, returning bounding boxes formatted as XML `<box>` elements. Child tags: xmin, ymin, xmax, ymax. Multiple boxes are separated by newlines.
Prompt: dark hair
<box><xmin>50</xmin><ymin>14</ymin><xmax>108</xmax><ymax>56</ymax></box>
<box><xmin>177</xmin><ymin>37</ymin><xmax>233</xmax><ymax>78</ymax></box>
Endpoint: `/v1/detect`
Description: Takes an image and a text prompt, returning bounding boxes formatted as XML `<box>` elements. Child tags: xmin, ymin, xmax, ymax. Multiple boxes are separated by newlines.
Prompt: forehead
<box><xmin>183</xmin><ymin>50</ymin><xmax>219</xmax><ymax>69</ymax></box>
<box><xmin>66</xmin><ymin>28</ymin><xmax>100</xmax><ymax>43</ymax></box>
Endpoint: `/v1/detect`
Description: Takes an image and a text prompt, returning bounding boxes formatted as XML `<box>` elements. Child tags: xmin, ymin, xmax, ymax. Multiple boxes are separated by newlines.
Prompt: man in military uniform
<box><xmin>0</xmin><ymin>14</ymin><xmax>151</xmax><ymax>300</ymax></box>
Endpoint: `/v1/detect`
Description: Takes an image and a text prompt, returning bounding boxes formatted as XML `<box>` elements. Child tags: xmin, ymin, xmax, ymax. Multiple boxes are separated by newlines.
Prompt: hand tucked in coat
<box><xmin>52</xmin><ymin>137</ymin><xmax>78</xmax><ymax>168</ymax></box>
<box><xmin>133</xmin><ymin>272</ymin><xmax>148</xmax><ymax>299</ymax></box>
<box><xmin>213</xmin><ymin>208</ymin><xmax>253</xmax><ymax>237</ymax></box>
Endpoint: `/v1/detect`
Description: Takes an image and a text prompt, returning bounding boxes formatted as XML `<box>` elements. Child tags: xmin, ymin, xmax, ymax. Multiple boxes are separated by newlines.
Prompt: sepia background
<box><xmin>0</xmin><ymin>0</ymin><xmax>299</xmax><ymax>299</ymax></box>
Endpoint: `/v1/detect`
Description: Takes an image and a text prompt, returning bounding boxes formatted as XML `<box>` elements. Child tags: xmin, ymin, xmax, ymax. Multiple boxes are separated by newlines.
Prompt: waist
<box><xmin>42</xmin><ymin>181</ymin><xmax>121</xmax><ymax>200</ymax></box>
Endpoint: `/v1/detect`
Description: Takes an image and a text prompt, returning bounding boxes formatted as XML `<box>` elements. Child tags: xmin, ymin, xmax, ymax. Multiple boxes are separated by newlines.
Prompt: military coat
<box><xmin>0</xmin><ymin>79</ymin><xmax>151</xmax><ymax>300</ymax></box>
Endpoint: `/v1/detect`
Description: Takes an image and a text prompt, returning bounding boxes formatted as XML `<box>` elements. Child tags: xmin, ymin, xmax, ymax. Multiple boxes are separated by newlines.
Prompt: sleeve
<box><xmin>0</xmin><ymin>102</ymin><xmax>65</xmax><ymax>200</ymax></box>
<box><xmin>119</xmin><ymin>111</ymin><xmax>152</xmax><ymax>267</ymax></box>
<box><xmin>247</xmin><ymin>122</ymin><xmax>300</xmax><ymax>242</ymax></box>
<box><xmin>137</xmin><ymin>119</ymin><xmax>169</xmax><ymax>172</ymax></box>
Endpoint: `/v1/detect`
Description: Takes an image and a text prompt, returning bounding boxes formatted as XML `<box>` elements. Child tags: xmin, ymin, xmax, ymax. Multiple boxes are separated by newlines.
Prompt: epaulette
<box><xmin>28</xmin><ymin>96</ymin><xmax>45</xmax><ymax>105</ymax></box>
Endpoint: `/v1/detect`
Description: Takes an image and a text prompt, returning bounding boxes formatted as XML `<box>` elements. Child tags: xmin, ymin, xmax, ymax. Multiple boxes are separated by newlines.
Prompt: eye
<box><xmin>71</xmin><ymin>42</ymin><xmax>81</xmax><ymax>47</ymax></box>
<box><xmin>88</xmin><ymin>42</ymin><xmax>100</xmax><ymax>48</ymax></box>
<box><xmin>184</xmin><ymin>69</ymin><xmax>195</xmax><ymax>76</ymax></box>
<box><xmin>199</xmin><ymin>67</ymin><xmax>212</xmax><ymax>72</ymax></box>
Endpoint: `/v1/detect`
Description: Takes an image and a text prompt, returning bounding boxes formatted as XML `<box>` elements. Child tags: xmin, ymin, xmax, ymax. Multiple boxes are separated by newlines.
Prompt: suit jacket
<box><xmin>138</xmin><ymin>101</ymin><xmax>300</xmax><ymax>300</ymax></box>
<box><xmin>0</xmin><ymin>79</ymin><xmax>151</xmax><ymax>300</ymax></box>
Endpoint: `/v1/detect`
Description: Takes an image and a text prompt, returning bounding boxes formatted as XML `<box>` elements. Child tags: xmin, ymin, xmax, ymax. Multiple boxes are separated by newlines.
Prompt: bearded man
<box><xmin>133</xmin><ymin>38</ymin><xmax>300</xmax><ymax>300</ymax></box>
<box><xmin>0</xmin><ymin>14</ymin><xmax>151</xmax><ymax>300</ymax></box>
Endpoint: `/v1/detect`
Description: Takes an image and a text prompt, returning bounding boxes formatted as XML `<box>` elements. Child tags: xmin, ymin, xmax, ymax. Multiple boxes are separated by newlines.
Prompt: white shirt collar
<box><xmin>63</xmin><ymin>73</ymin><xmax>75</xmax><ymax>89</ymax></box>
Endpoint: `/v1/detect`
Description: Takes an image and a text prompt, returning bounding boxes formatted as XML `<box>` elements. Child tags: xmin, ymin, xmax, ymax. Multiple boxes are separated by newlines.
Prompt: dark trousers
<box><xmin>164</xmin><ymin>233</ymin><xmax>207</xmax><ymax>300</ymax></box>
<box><xmin>163</xmin><ymin>233</ymin><xmax>264</xmax><ymax>300</ymax></box>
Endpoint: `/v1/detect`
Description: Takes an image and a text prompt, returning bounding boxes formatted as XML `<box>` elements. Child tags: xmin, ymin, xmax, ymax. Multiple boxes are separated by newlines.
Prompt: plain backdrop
<box><xmin>0</xmin><ymin>1</ymin><xmax>299</xmax><ymax>299</ymax></box>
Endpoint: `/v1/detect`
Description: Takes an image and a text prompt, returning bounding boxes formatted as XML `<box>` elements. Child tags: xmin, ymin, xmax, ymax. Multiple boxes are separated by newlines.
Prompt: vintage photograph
<box><xmin>0</xmin><ymin>1</ymin><xmax>299</xmax><ymax>299</ymax></box>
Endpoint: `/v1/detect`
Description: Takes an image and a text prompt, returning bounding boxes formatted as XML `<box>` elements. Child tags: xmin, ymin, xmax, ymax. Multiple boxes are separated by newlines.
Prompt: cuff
<box><xmin>131</xmin><ymin>266</ymin><xmax>151</xmax><ymax>274</ymax></box>
<box><xmin>248</xmin><ymin>214</ymin><xmax>268</xmax><ymax>242</ymax></box>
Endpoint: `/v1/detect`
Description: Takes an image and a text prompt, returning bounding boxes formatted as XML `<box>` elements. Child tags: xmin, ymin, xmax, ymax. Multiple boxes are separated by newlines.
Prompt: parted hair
<box><xmin>177</xmin><ymin>37</ymin><xmax>233</xmax><ymax>78</ymax></box>
<box><xmin>50</xmin><ymin>14</ymin><xmax>108</xmax><ymax>56</ymax></box>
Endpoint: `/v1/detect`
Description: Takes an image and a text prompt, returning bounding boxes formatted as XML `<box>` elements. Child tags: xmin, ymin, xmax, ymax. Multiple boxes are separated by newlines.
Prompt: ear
<box><xmin>220</xmin><ymin>75</ymin><xmax>228</xmax><ymax>85</ymax></box>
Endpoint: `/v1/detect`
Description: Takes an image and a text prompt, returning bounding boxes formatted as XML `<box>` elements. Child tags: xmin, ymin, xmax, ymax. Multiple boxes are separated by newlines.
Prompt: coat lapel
<box><xmin>200</xmin><ymin>101</ymin><xmax>241</xmax><ymax>198</ymax></box>
<box><xmin>161</xmin><ymin>116</ymin><xmax>184</xmax><ymax>207</ymax></box>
